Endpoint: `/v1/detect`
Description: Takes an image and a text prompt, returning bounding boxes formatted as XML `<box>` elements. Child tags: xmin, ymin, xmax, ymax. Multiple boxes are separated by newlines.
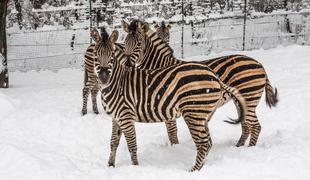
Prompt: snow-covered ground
<box><xmin>1</xmin><ymin>45</ymin><xmax>310</xmax><ymax>180</ymax></box>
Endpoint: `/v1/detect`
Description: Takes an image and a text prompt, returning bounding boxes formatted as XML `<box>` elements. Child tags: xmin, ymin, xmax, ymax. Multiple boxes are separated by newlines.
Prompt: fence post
<box><xmin>89</xmin><ymin>0</ymin><xmax>92</xmax><ymax>43</ymax></box>
<box><xmin>284</xmin><ymin>0</ymin><xmax>292</xmax><ymax>34</ymax></box>
<box><xmin>0</xmin><ymin>0</ymin><xmax>9</xmax><ymax>88</ymax></box>
<box><xmin>181</xmin><ymin>0</ymin><xmax>184</xmax><ymax>58</ymax></box>
<box><xmin>189</xmin><ymin>1</ymin><xmax>194</xmax><ymax>42</ymax></box>
<box><xmin>242</xmin><ymin>0</ymin><xmax>247</xmax><ymax>51</ymax></box>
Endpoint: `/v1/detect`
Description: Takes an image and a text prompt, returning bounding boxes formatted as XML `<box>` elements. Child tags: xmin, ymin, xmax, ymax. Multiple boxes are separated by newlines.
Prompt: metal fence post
<box><xmin>89</xmin><ymin>0</ymin><xmax>92</xmax><ymax>43</ymax></box>
<box><xmin>181</xmin><ymin>0</ymin><xmax>184</xmax><ymax>58</ymax></box>
<box><xmin>242</xmin><ymin>0</ymin><xmax>247</xmax><ymax>51</ymax></box>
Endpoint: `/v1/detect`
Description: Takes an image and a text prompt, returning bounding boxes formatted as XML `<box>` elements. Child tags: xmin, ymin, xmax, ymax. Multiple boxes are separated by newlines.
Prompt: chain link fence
<box><xmin>6</xmin><ymin>0</ymin><xmax>310</xmax><ymax>71</ymax></box>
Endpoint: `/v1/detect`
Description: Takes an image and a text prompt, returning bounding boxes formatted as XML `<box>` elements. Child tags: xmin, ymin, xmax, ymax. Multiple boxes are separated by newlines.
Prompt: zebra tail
<box><xmin>219</xmin><ymin>81</ymin><xmax>248</xmax><ymax>125</ymax></box>
<box><xmin>265</xmin><ymin>78</ymin><xmax>279</xmax><ymax>108</ymax></box>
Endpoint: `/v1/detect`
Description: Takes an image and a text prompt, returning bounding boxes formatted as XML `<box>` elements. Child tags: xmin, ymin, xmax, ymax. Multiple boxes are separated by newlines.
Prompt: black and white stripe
<box><xmin>93</xmin><ymin>29</ymin><xmax>248</xmax><ymax>171</ymax></box>
<box><xmin>82</xmin><ymin>43</ymin><xmax>100</xmax><ymax>115</ymax></box>
<box><xmin>122</xmin><ymin>20</ymin><xmax>278</xmax><ymax>147</ymax></box>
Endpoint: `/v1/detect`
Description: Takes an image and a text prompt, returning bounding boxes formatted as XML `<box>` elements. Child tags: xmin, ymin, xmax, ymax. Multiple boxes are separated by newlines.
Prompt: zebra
<box><xmin>85</xmin><ymin>27</ymin><xmax>179</xmax><ymax>144</ymax></box>
<box><xmin>93</xmin><ymin>28</ymin><xmax>248</xmax><ymax>171</ymax></box>
<box><xmin>82</xmin><ymin>27</ymin><xmax>125</xmax><ymax>115</ymax></box>
<box><xmin>153</xmin><ymin>21</ymin><xmax>171</xmax><ymax>43</ymax></box>
<box><xmin>122</xmin><ymin>19</ymin><xmax>278</xmax><ymax>147</ymax></box>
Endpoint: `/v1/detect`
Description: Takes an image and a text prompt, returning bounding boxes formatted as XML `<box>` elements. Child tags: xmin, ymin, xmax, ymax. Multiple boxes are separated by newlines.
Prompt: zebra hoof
<box><xmin>81</xmin><ymin>110</ymin><xmax>87</xmax><ymax>116</ymax></box>
<box><xmin>170</xmin><ymin>140</ymin><xmax>179</xmax><ymax>146</ymax></box>
<box><xmin>94</xmin><ymin>110</ymin><xmax>99</xmax><ymax>114</ymax></box>
<box><xmin>108</xmin><ymin>162</ymin><xmax>115</xmax><ymax>167</ymax></box>
<box><xmin>236</xmin><ymin>142</ymin><xmax>245</xmax><ymax>147</ymax></box>
<box><xmin>132</xmin><ymin>161</ymin><xmax>139</xmax><ymax>166</ymax></box>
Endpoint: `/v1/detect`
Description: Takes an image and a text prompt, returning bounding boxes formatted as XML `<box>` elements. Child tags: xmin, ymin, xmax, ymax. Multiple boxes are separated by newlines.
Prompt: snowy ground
<box><xmin>1</xmin><ymin>45</ymin><xmax>310</xmax><ymax>180</ymax></box>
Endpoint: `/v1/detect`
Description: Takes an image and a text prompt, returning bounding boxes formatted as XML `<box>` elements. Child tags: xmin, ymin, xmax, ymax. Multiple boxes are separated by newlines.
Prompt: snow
<box><xmin>0</xmin><ymin>93</ymin><xmax>14</xmax><ymax>117</ymax></box>
<box><xmin>1</xmin><ymin>45</ymin><xmax>310</xmax><ymax>179</ymax></box>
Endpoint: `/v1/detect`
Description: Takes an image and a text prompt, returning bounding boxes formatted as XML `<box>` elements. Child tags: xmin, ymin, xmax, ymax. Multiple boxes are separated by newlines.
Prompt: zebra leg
<box><xmin>233</xmin><ymin>99</ymin><xmax>250</xmax><ymax>147</ymax></box>
<box><xmin>108</xmin><ymin>120</ymin><xmax>122</xmax><ymax>167</ymax></box>
<box><xmin>184</xmin><ymin>116</ymin><xmax>211</xmax><ymax>171</ymax></box>
<box><xmin>119</xmin><ymin>120</ymin><xmax>138</xmax><ymax>165</ymax></box>
<box><xmin>165</xmin><ymin>120</ymin><xmax>179</xmax><ymax>145</ymax></box>
<box><xmin>82</xmin><ymin>87</ymin><xmax>91</xmax><ymax>115</ymax></box>
<box><xmin>244</xmin><ymin>90</ymin><xmax>264</xmax><ymax>146</ymax></box>
<box><xmin>91</xmin><ymin>88</ymin><xmax>99</xmax><ymax>114</ymax></box>
<box><xmin>249</xmin><ymin>112</ymin><xmax>261</xmax><ymax>146</ymax></box>
<box><xmin>236</xmin><ymin>121</ymin><xmax>250</xmax><ymax>147</ymax></box>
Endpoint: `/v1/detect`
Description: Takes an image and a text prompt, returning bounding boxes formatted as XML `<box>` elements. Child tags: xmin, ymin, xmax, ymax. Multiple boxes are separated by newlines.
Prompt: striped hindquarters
<box><xmin>82</xmin><ymin>43</ymin><xmax>100</xmax><ymax>115</ymax></box>
<box><xmin>84</xmin><ymin>43</ymin><xmax>97</xmax><ymax>84</ymax></box>
<box><xmin>203</xmin><ymin>55</ymin><xmax>268</xmax><ymax>108</ymax></box>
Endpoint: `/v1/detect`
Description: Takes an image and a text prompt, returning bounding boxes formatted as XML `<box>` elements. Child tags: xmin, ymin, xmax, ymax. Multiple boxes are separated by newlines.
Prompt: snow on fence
<box><xmin>7</xmin><ymin>27</ymin><xmax>90</xmax><ymax>71</ymax></box>
<box><xmin>7</xmin><ymin>11</ymin><xmax>310</xmax><ymax>72</ymax></box>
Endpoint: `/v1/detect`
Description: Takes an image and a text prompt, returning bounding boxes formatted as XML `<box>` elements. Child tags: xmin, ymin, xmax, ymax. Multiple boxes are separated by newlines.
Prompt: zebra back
<box><xmin>94</xmin><ymin>40</ymin><xmax>225</xmax><ymax>122</ymax></box>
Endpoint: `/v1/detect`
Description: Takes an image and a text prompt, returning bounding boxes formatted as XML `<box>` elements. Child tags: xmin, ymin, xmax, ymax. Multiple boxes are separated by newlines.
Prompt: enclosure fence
<box><xmin>7</xmin><ymin>1</ymin><xmax>310</xmax><ymax>71</ymax></box>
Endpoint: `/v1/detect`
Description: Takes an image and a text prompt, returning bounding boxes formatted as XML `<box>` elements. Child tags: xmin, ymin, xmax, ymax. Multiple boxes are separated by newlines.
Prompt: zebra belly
<box><xmin>134</xmin><ymin>105</ymin><xmax>177</xmax><ymax>123</ymax></box>
<box><xmin>132</xmin><ymin>91</ymin><xmax>178</xmax><ymax>123</ymax></box>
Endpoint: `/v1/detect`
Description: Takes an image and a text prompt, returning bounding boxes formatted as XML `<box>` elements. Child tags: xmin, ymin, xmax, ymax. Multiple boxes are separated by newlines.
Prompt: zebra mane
<box><xmin>128</xmin><ymin>19</ymin><xmax>140</xmax><ymax>33</ymax></box>
<box><xmin>160</xmin><ymin>21</ymin><xmax>166</xmax><ymax>28</ymax></box>
<box><xmin>100</xmin><ymin>27</ymin><xmax>109</xmax><ymax>43</ymax></box>
<box><xmin>113</xmin><ymin>43</ymin><xmax>135</xmax><ymax>68</ymax></box>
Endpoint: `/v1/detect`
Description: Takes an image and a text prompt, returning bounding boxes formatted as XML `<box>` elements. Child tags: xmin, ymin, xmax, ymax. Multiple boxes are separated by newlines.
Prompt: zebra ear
<box><xmin>122</xmin><ymin>20</ymin><xmax>129</xmax><ymax>33</ymax></box>
<box><xmin>109</xmin><ymin>30</ymin><xmax>119</xmax><ymax>43</ymax></box>
<box><xmin>167</xmin><ymin>24</ymin><xmax>171</xmax><ymax>30</ymax></box>
<box><xmin>154</xmin><ymin>23</ymin><xmax>159</xmax><ymax>29</ymax></box>
<box><xmin>138</xmin><ymin>22</ymin><xmax>149</xmax><ymax>34</ymax></box>
<box><xmin>91</xmin><ymin>27</ymin><xmax>102</xmax><ymax>43</ymax></box>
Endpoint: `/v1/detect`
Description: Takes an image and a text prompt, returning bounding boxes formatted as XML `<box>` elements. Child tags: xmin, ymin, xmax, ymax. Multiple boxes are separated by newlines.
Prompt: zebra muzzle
<box><xmin>98</xmin><ymin>67</ymin><xmax>111</xmax><ymax>84</ymax></box>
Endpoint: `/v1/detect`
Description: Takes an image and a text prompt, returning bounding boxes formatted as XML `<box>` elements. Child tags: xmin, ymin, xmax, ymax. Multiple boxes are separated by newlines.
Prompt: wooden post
<box><xmin>0</xmin><ymin>0</ymin><xmax>9</xmax><ymax>88</ymax></box>
<box><xmin>181</xmin><ymin>0</ymin><xmax>184</xmax><ymax>58</ymax></box>
<box><xmin>242</xmin><ymin>0</ymin><xmax>247</xmax><ymax>51</ymax></box>
<box><xmin>283</xmin><ymin>0</ymin><xmax>292</xmax><ymax>34</ymax></box>
<box><xmin>89</xmin><ymin>0</ymin><xmax>93</xmax><ymax>43</ymax></box>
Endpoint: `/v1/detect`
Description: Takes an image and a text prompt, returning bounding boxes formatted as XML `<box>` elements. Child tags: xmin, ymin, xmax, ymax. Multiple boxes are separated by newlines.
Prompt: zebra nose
<box><xmin>98</xmin><ymin>67</ymin><xmax>110</xmax><ymax>84</ymax></box>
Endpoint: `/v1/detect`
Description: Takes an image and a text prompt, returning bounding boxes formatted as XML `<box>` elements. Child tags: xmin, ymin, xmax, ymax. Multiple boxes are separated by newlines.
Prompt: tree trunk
<box><xmin>0</xmin><ymin>0</ymin><xmax>9</xmax><ymax>88</ymax></box>
<box><xmin>283</xmin><ymin>0</ymin><xmax>292</xmax><ymax>34</ymax></box>
<box><xmin>14</xmin><ymin>0</ymin><xmax>23</xmax><ymax>29</ymax></box>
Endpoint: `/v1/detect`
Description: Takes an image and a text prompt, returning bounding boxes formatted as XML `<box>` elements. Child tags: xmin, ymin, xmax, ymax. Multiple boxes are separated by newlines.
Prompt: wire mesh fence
<box><xmin>6</xmin><ymin>0</ymin><xmax>310</xmax><ymax>71</ymax></box>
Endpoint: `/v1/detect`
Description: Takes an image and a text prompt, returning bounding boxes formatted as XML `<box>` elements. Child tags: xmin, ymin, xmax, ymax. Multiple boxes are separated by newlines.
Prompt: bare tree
<box><xmin>0</xmin><ymin>0</ymin><xmax>9</xmax><ymax>88</ymax></box>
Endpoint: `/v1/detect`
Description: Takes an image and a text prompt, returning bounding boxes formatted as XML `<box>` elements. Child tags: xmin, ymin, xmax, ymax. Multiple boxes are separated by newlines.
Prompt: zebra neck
<box><xmin>101</xmin><ymin>48</ymin><xmax>127</xmax><ymax>106</ymax></box>
<box><xmin>138</xmin><ymin>30</ymin><xmax>177</xmax><ymax>69</ymax></box>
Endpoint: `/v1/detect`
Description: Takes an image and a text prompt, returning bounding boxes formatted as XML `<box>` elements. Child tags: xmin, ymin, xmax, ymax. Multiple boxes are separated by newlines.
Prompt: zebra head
<box><xmin>123</xmin><ymin>19</ymin><xmax>174</xmax><ymax>68</ymax></box>
<box><xmin>122</xmin><ymin>20</ymin><xmax>148</xmax><ymax>65</ymax></box>
<box><xmin>93</xmin><ymin>28</ymin><xmax>119</xmax><ymax>86</ymax></box>
<box><xmin>153</xmin><ymin>21</ymin><xmax>171</xmax><ymax>44</ymax></box>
